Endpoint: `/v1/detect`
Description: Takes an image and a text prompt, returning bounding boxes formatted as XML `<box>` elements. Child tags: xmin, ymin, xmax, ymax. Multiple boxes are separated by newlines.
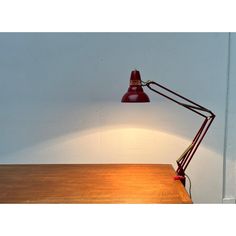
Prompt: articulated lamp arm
<box><xmin>142</xmin><ymin>80</ymin><xmax>215</xmax><ymax>185</ymax></box>
<box><xmin>121</xmin><ymin>70</ymin><xmax>215</xmax><ymax>186</ymax></box>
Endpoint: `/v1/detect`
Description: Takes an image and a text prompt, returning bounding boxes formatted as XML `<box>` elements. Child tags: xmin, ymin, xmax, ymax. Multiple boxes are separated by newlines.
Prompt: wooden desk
<box><xmin>0</xmin><ymin>164</ymin><xmax>192</xmax><ymax>203</ymax></box>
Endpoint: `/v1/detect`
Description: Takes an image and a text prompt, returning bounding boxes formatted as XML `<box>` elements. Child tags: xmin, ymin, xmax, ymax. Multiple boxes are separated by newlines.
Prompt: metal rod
<box><xmin>183</xmin><ymin>116</ymin><xmax>215</xmax><ymax>171</ymax></box>
<box><xmin>146</xmin><ymin>81</ymin><xmax>213</xmax><ymax>112</ymax></box>
<box><xmin>146</xmin><ymin>83</ymin><xmax>208</xmax><ymax>118</ymax></box>
<box><xmin>144</xmin><ymin>80</ymin><xmax>215</xmax><ymax>184</ymax></box>
<box><xmin>178</xmin><ymin>118</ymin><xmax>209</xmax><ymax>172</ymax></box>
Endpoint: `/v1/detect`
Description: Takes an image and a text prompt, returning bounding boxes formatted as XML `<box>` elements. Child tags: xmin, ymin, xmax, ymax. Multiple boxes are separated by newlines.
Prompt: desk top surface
<box><xmin>0</xmin><ymin>164</ymin><xmax>192</xmax><ymax>204</ymax></box>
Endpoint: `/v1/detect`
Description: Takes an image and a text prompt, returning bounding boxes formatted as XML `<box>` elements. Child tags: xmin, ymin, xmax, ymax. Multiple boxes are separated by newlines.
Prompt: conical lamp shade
<box><xmin>121</xmin><ymin>70</ymin><xmax>150</xmax><ymax>103</ymax></box>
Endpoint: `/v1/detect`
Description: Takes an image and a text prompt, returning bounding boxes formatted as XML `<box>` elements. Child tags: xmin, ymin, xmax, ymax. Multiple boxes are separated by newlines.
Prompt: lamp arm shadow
<box><xmin>143</xmin><ymin>80</ymin><xmax>216</xmax><ymax>186</ymax></box>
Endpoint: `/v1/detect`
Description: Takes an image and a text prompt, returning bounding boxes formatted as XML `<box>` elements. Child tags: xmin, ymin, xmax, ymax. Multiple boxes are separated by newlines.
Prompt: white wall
<box><xmin>223</xmin><ymin>33</ymin><xmax>236</xmax><ymax>202</ymax></box>
<box><xmin>0</xmin><ymin>33</ymin><xmax>229</xmax><ymax>203</ymax></box>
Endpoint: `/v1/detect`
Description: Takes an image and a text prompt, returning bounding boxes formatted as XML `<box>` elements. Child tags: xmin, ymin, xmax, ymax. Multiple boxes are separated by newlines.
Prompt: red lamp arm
<box><xmin>143</xmin><ymin>80</ymin><xmax>215</xmax><ymax>186</ymax></box>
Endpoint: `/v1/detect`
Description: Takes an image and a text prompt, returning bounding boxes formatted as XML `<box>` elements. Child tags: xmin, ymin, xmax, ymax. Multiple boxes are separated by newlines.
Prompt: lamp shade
<box><xmin>121</xmin><ymin>70</ymin><xmax>150</xmax><ymax>103</ymax></box>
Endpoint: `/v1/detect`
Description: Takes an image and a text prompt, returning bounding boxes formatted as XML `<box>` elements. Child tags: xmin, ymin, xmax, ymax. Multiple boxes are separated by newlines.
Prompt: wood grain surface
<box><xmin>0</xmin><ymin>164</ymin><xmax>192</xmax><ymax>203</ymax></box>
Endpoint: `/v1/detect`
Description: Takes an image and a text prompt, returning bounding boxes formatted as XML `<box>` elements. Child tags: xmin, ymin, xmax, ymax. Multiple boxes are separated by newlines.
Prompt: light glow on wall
<box><xmin>3</xmin><ymin>125</ymin><xmax>218</xmax><ymax>165</ymax></box>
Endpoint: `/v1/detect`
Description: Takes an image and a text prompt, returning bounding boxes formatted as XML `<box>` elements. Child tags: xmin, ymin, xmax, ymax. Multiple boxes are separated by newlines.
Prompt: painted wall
<box><xmin>224</xmin><ymin>33</ymin><xmax>236</xmax><ymax>202</ymax></box>
<box><xmin>0</xmin><ymin>33</ymin><xmax>228</xmax><ymax>203</ymax></box>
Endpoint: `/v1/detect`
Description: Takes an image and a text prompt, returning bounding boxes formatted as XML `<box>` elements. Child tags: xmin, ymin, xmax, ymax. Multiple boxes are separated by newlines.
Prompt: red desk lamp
<box><xmin>121</xmin><ymin>70</ymin><xmax>215</xmax><ymax>186</ymax></box>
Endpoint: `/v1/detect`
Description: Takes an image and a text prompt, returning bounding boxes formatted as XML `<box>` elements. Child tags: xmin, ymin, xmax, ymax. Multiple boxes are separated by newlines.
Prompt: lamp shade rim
<box><xmin>121</xmin><ymin>91</ymin><xmax>150</xmax><ymax>103</ymax></box>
